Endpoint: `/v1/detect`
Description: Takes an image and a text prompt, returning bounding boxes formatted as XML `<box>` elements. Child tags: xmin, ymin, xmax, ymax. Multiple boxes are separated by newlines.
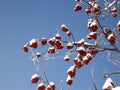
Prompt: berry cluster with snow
<box><xmin>22</xmin><ymin>0</ymin><xmax>120</xmax><ymax>90</ymax></box>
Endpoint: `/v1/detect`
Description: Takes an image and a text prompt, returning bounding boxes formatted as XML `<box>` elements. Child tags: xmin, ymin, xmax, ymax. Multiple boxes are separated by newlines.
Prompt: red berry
<box><xmin>66</xmin><ymin>76</ymin><xmax>73</xmax><ymax>85</ymax></box>
<box><xmin>22</xmin><ymin>44</ymin><xmax>29</xmax><ymax>52</ymax></box>
<box><xmin>87</xmin><ymin>32</ymin><xmax>97</xmax><ymax>40</ymax></box>
<box><xmin>76</xmin><ymin>46</ymin><xmax>86</xmax><ymax>56</ymax></box>
<box><xmin>88</xmin><ymin>49</ymin><xmax>98</xmax><ymax>55</ymax></box>
<box><xmin>66</xmin><ymin>42</ymin><xmax>74</xmax><ymax>50</ymax></box>
<box><xmin>48</xmin><ymin>46</ymin><xmax>56</xmax><ymax>54</ymax></box>
<box><xmin>29</xmin><ymin>39</ymin><xmax>39</xmax><ymax>48</ymax></box>
<box><xmin>61</xmin><ymin>24</ymin><xmax>69</xmax><ymax>32</ymax></box>
<box><xmin>66</xmin><ymin>31</ymin><xmax>71</xmax><ymax>37</ymax></box>
<box><xmin>77</xmin><ymin>53</ymin><xmax>82</xmax><ymax>60</ymax></box>
<box><xmin>41</xmin><ymin>38</ymin><xmax>47</xmax><ymax>45</ymax></box>
<box><xmin>83</xmin><ymin>56</ymin><xmax>90</xmax><ymax>65</ymax></box>
<box><xmin>85</xmin><ymin>8</ymin><xmax>91</xmax><ymax>15</ymax></box>
<box><xmin>35</xmin><ymin>52</ymin><xmax>41</xmax><ymax>58</ymax></box>
<box><xmin>64</xmin><ymin>55</ymin><xmax>70</xmax><ymax>61</ymax></box>
<box><xmin>55</xmin><ymin>40</ymin><xmax>64</xmax><ymax>49</ymax></box>
<box><xmin>93</xmin><ymin>4</ymin><xmax>101</xmax><ymax>14</ymax></box>
<box><xmin>111</xmin><ymin>7</ymin><xmax>118</xmax><ymax>12</ymax></box>
<box><xmin>67</xmin><ymin>65</ymin><xmax>76</xmax><ymax>78</ymax></box>
<box><xmin>37</xmin><ymin>83</ymin><xmax>46</xmax><ymax>90</ymax></box>
<box><xmin>88</xmin><ymin>19</ymin><xmax>98</xmax><ymax>32</ymax></box>
<box><xmin>47</xmin><ymin>82</ymin><xmax>55</xmax><ymax>90</ymax></box>
<box><xmin>86</xmin><ymin>53</ymin><xmax>92</xmax><ymax>61</ymax></box>
<box><xmin>48</xmin><ymin>38</ymin><xmax>55</xmax><ymax>46</ymax></box>
<box><xmin>31</xmin><ymin>74</ymin><xmax>40</xmax><ymax>84</ymax></box>
<box><xmin>74</xmin><ymin>4</ymin><xmax>82</xmax><ymax>12</ymax></box>
<box><xmin>90</xmin><ymin>22</ymin><xmax>98</xmax><ymax>32</ymax></box>
<box><xmin>83</xmin><ymin>53</ymin><xmax>92</xmax><ymax>65</ymax></box>
<box><xmin>55</xmin><ymin>33</ymin><xmax>61</xmax><ymax>40</ymax></box>
<box><xmin>74</xmin><ymin>57</ymin><xmax>83</xmax><ymax>69</ymax></box>
<box><xmin>108</xmin><ymin>33</ymin><xmax>116</xmax><ymax>45</ymax></box>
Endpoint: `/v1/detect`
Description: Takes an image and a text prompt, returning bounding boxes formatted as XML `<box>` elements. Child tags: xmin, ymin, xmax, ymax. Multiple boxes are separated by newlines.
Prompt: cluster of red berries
<box><xmin>22</xmin><ymin>0</ymin><xmax>120</xmax><ymax>89</ymax></box>
<box><xmin>85</xmin><ymin>2</ymin><xmax>101</xmax><ymax>15</ymax></box>
<box><xmin>22</xmin><ymin>19</ymin><xmax>120</xmax><ymax>86</ymax></box>
<box><xmin>74</xmin><ymin>0</ymin><xmax>101</xmax><ymax>15</ymax></box>
<box><xmin>64</xmin><ymin>40</ymin><xmax>98</xmax><ymax>85</ymax></box>
<box><xmin>31</xmin><ymin>74</ymin><xmax>55</xmax><ymax>90</ymax></box>
<box><xmin>102</xmin><ymin>20</ymin><xmax>120</xmax><ymax>45</ymax></box>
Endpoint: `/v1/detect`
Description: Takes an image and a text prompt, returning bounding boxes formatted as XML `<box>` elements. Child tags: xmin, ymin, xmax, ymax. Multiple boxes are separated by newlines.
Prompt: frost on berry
<box><xmin>76</xmin><ymin>46</ymin><xmax>86</xmax><ymax>56</ymax></box>
<box><xmin>31</xmin><ymin>74</ymin><xmax>40</xmax><ymax>84</ymax></box>
<box><xmin>46</xmin><ymin>82</ymin><xmax>55</xmax><ymax>90</ymax></box>
<box><xmin>66</xmin><ymin>31</ymin><xmax>71</xmax><ymax>37</ymax></box>
<box><xmin>87</xmin><ymin>32</ymin><xmax>97</xmax><ymax>40</ymax></box>
<box><xmin>107</xmin><ymin>33</ymin><xmax>116</xmax><ymax>45</ymax></box>
<box><xmin>85</xmin><ymin>7</ymin><xmax>91</xmax><ymax>15</ymax></box>
<box><xmin>86</xmin><ymin>53</ymin><xmax>92</xmax><ymax>61</ymax></box>
<box><xmin>48</xmin><ymin>46</ymin><xmax>56</xmax><ymax>54</ymax></box>
<box><xmin>87</xmin><ymin>19</ymin><xmax>98</xmax><ymax>32</ymax></box>
<box><xmin>83</xmin><ymin>53</ymin><xmax>93</xmax><ymax>65</ymax></box>
<box><xmin>55</xmin><ymin>33</ymin><xmax>61</xmax><ymax>40</ymax></box>
<box><xmin>74</xmin><ymin>4</ymin><xmax>82</xmax><ymax>12</ymax></box>
<box><xmin>102</xmin><ymin>78</ymin><xmax>115</xmax><ymax>90</ymax></box>
<box><xmin>74</xmin><ymin>57</ymin><xmax>83</xmax><ymax>69</ymax></box>
<box><xmin>67</xmin><ymin>65</ymin><xmax>76</xmax><ymax>78</ymax></box>
<box><xmin>55</xmin><ymin>40</ymin><xmax>64</xmax><ymax>49</ymax></box>
<box><xmin>87</xmin><ymin>48</ymin><xmax>98</xmax><ymax>55</ymax></box>
<box><xmin>29</xmin><ymin>39</ymin><xmax>39</xmax><ymax>48</ymax></box>
<box><xmin>41</xmin><ymin>37</ymin><xmax>47</xmax><ymax>45</ymax></box>
<box><xmin>48</xmin><ymin>38</ymin><xmax>55</xmax><ymax>46</ymax></box>
<box><xmin>61</xmin><ymin>24</ymin><xmax>71</xmax><ymax>37</ymax></box>
<box><xmin>83</xmin><ymin>56</ymin><xmax>90</xmax><ymax>65</ymax></box>
<box><xmin>37</xmin><ymin>83</ymin><xmax>46</xmax><ymax>90</ymax></box>
<box><xmin>35</xmin><ymin>52</ymin><xmax>41</xmax><ymax>58</ymax></box>
<box><xmin>93</xmin><ymin>3</ymin><xmax>101</xmax><ymax>15</ymax></box>
<box><xmin>77</xmin><ymin>53</ymin><xmax>82</xmax><ymax>60</ymax></box>
<box><xmin>66</xmin><ymin>42</ymin><xmax>74</xmax><ymax>50</ymax></box>
<box><xmin>61</xmin><ymin>24</ymin><xmax>69</xmax><ymax>32</ymax></box>
<box><xmin>77</xmin><ymin>38</ymin><xmax>85</xmax><ymax>45</ymax></box>
<box><xmin>111</xmin><ymin>7</ymin><xmax>118</xmax><ymax>12</ymax></box>
<box><xmin>64</xmin><ymin>55</ymin><xmax>70</xmax><ymax>61</ymax></box>
<box><xmin>22</xmin><ymin>43</ymin><xmax>29</xmax><ymax>52</ymax></box>
<box><xmin>66</xmin><ymin>76</ymin><xmax>73</xmax><ymax>85</ymax></box>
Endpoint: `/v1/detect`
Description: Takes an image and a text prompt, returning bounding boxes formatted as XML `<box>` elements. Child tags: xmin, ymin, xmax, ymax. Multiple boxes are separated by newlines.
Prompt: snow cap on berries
<box><xmin>112</xmin><ymin>86</ymin><xmax>120</xmax><ymax>90</ymax></box>
<box><xmin>102</xmin><ymin>78</ymin><xmax>115</xmax><ymax>90</ymax></box>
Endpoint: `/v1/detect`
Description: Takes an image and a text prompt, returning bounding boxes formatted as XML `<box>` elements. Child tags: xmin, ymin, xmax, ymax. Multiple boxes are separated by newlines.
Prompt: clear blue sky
<box><xmin>0</xmin><ymin>0</ymin><xmax>119</xmax><ymax>90</ymax></box>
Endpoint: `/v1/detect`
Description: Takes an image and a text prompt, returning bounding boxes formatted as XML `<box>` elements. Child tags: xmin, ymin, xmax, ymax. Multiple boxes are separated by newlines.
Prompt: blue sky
<box><xmin>0</xmin><ymin>0</ymin><xmax>120</xmax><ymax>90</ymax></box>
